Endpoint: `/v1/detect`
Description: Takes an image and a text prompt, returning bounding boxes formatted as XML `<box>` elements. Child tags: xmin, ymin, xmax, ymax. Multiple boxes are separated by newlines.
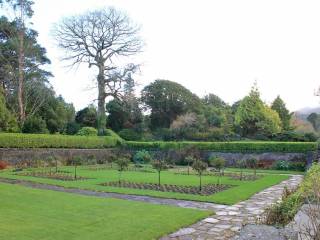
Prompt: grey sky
<box><xmin>28</xmin><ymin>0</ymin><xmax>320</xmax><ymax>111</ymax></box>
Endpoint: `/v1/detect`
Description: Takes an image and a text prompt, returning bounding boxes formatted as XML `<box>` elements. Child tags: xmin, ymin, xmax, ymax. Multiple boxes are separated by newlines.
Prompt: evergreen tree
<box><xmin>271</xmin><ymin>96</ymin><xmax>292</xmax><ymax>131</ymax></box>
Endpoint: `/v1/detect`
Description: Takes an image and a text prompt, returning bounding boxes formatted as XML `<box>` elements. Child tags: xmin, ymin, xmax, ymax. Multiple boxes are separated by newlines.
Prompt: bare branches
<box><xmin>53</xmin><ymin>7</ymin><xmax>143</xmax><ymax>68</ymax></box>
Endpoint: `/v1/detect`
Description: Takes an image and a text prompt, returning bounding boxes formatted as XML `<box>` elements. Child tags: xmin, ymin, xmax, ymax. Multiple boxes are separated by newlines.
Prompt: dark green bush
<box><xmin>22</xmin><ymin>117</ymin><xmax>48</xmax><ymax>134</ymax></box>
<box><xmin>65</xmin><ymin>122</ymin><xmax>81</xmax><ymax>135</ymax></box>
<box><xmin>118</xmin><ymin>128</ymin><xmax>141</xmax><ymax>141</ymax></box>
<box><xmin>133</xmin><ymin>150</ymin><xmax>152</xmax><ymax>164</ymax></box>
<box><xmin>125</xmin><ymin>141</ymin><xmax>317</xmax><ymax>153</ymax></box>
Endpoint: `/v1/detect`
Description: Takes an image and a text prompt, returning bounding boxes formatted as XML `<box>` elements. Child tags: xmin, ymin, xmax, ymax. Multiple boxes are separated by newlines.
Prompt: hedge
<box><xmin>0</xmin><ymin>133</ymin><xmax>121</xmax><ymax>149</ymax></box>
<box><xmin>125</xmin><ymin>141</ymin><xmax>318</xmax><ymax>153</ymax></box>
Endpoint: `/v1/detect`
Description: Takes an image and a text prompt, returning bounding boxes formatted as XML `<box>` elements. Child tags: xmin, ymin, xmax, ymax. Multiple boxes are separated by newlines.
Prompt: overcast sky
<box><xmin>28</xmin><ymin>0</ymin><xmax>320</xmax><ymax>111</ymax></box>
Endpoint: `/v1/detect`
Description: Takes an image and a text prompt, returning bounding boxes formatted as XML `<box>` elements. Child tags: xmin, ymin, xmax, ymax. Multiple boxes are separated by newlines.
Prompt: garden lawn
<box><xmin>0</xmin><ymin>167</ymin><xmax>289</xmax><ymax>205</ymax></box>
<box><xmin>0</xmin><ymin>183</ymin><xmax>210</xmax><ymax>240</ymax></box>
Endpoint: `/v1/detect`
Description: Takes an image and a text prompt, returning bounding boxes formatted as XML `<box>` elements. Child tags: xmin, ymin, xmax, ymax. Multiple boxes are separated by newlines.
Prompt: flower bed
<box><xmin>18</xmin><ymin>171</ymin><xmax>89</xmax><ymax>181</ymax></box>
<box><xmin>100</xmin><ymin>181</ymin><xmax>232</xmax><ymax>195</ymax></box>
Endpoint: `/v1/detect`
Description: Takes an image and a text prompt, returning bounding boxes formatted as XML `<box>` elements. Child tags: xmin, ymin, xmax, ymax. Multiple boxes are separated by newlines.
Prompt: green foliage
<box><xmin>272</xmin><ymin>160</ymin><xmax>290</xmax><ymax>170</ymax></box>
<box><xmin>141</xmin><ymin>79</ymin><xmax>202</xmax><ymax>129</ymax></box>
<box><xmin>118</xmin><ymin>128</ymin><xmax>141</xmax><ymax>141</ymax></box>
<box><xmin>209</xmin><ymin>156</ymin><xmax>226</xmax><ymax>171</ymax></box>
<box><xmin>22</xmin><ymin>116</ymin><xmax>48</xmax><ymax>133</ymax></box>
<box><xmin>0</xmin><ymin>133</ymin><xmax>119</xmax><ymax>148</ymax></box>
<box><xmin>65</xmin><ymin>121</ymin><xmax>81</xmax><ymax>135</ymax></box>
<box><xmin>133</xmin><ymin>150</ymin><xmax>152</xmax><ymax>164</ymax></box>
<box><xmin>192</xmin><ymin>159</ymin><xmax>208</xmax><ymax>175</ymax></box>
<box><xmin>76</xmin><ymin>127</ymin><xmax>98</xmax><ymax>136</ymax></box>
<box><xmin>271</xmin><ymin>96</ymin><xmax>292</xmax><ymax>131</ymax></box>
<box><xmin>75</xmin><ymin>106</ymin><xmax>97</xmax><ymax>128</ymax></box>
<box><xmin>116</xmin><ymin>157</ymin><xmax>130</xmax><ymax>172</ymax></box>
<box><xmin>307</xmin><ymin>112</ymin><xmax>320</xmax><ymax>131</ymax></box>
<box><xmin>0</xmin><ymin>87</ymin><xmax>18</xmax><ymax>132</ymax></box>
<box><xmin>235</xmin><ymin>84</ymin><xmax>282</xmax><ymax>136</ymax></box>
<box><xmin>126</xmin><ymin>141</ymin><xmax>317</xmax><ymax>153</ymax></box>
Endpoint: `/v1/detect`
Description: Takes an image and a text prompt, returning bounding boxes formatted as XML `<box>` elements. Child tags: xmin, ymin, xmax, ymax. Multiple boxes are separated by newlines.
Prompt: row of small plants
<box><xmin>125</xmin><ymin>141</ymin><xmax>317</xmax><ymax>153</ymax></box>
<box><xmin>262</xmin><ymin>162</ymin><xmax>320</xmax><ymax>236</ymax></box>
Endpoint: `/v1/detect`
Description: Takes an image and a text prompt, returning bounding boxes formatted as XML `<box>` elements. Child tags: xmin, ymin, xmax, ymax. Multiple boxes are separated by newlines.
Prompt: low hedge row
<box><xmin>0</xmin><ymin>133</ymin><xmax>120</xmax><ymax>149</ymax></box>
<box><xmin>125</xmin><ymin>141</ymin><xmax>318</xmax><ymax>153</ymax></box>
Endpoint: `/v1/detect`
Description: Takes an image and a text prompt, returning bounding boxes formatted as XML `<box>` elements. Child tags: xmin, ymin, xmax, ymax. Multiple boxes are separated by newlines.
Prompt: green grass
<box><xmin>225</xmin><ymin>168</ymin><xmax>305</xmax><ymax>175</ymax></box>
<box><xmin>0</xmin><ymin>166</ymin><xmax>289</xmax><ymax>205</ymax></box>
<box><xmin>0</xmin><ymin>183</ymin><xmax>210</xmax><ymax>240</ymax></box>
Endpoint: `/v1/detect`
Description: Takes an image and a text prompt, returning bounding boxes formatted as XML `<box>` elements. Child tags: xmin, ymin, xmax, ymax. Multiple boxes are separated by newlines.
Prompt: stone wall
<box><xmin>0</xmin><ymin>148</ymin><xmax>115</xmax><ymax>165</ymax></box>
<box><xmin>0</xmin><ymin>147</ymin><xmax>316</xmax><ymax>168</ymax></box>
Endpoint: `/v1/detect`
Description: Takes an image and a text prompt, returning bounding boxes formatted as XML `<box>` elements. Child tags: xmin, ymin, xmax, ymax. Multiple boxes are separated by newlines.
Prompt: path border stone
<box><xmin>160</xmin><ymin>175</ymin><xmax>303</xmax><ymax>240</ymax></box>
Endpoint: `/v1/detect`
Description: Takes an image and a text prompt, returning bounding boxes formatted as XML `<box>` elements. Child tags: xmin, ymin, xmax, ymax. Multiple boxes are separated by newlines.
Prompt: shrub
<box><xmin>0</xmin><ymin>160</ymin><xmax>8</xmax><ymax>170</ymax></box>
<box><xmin>118</xmin><ymin>128</ymin><xmax>141</xmax><ymax>141</ymax></box>
<box><xmin>264</xmin><ymin>190</ymin><xmax>302</xmax><ymax>226</ymax></box>
<box><xmin>116</xmin><ymin>157</ymin><xmax>130</xmax><ymax>183</ymax></box>
<box><xmin>65</xmin><ymin>122</ymin><xmax>81</xmax><ymax>135</ymax></box>
<box><xmin>192</xmin><ymin>159</ymin><xmax>208</xmax><ymax>191</ymax></box>
<box><xmin>76</xmin><ymin>127</ymin><xmax>98</xmax><ymax>136</ymax></box>
<box><xmin>125</xmin><ymin>141</ymin><xmax>317</xmax><ymax>153</ymax></box>
<box><xmin>272</xmin><ymin>160</ymin><xmax>290</xmax><ymax>170</ymax></box>
<box><xmin>22</xmin><ymin>116</ymin><xmax>48</xmax><ymax>134</ymax></box>
<box><xmin>209</xmin><ymin>156</ymin><xmax>226</xmax><ymax>172</ymax></box>
<box><xmin>133</xmin><ymin>150</ymin><xmax>152</xmax><ymax>164</ymax></box>
<box><xmin>0</xmin><ymin>133</ymin><xmax>119</xmax><ymax>148</ymax></box>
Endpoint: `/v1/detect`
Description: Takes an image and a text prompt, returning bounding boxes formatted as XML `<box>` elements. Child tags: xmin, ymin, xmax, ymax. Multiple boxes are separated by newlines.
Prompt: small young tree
<box><xmin>209</xmin><ymin>156</ymin><xmax>226</xmax><ymax>185</ymax></box>
<box><xmin>152</xmin><ymin>158</ymin><xmax>168</xmax><ymax>186</ymax></box>
<box><xmin>185</xmin><ymin>156</ymin><xmax>195</xmax><ymax>175</ymax></box>
<box><xmin>116</xmin><ymin>157</ymin><xmax>130</xmax><ymax>183</ymax></box>
<box><xmin>237</xmin><ymin>159</ymin><xmax>246</xmax><ymax>181</ymax></box>
<box><xmin>209</xmin><ymin>156</ymin><xmax>226</xmax><ymax>175</ymax></box>
<box><xmin>46</xmin><ymin>156</ymin><xmax>55</xmax><ymax>175</ymax></box>
<box><xmin>192</xmin><ymin>159</ymin><xmax>208</xmax><ymax>191</ymax></box>
<box><xmin>72</xmin><ymin>156</ymin><xmax>83</xmax><ymax>179</ymax></box>
<box><xmin>246</xmin><ymin>158</ymin><xmax>258</xmax><ymax>177</ymax></box>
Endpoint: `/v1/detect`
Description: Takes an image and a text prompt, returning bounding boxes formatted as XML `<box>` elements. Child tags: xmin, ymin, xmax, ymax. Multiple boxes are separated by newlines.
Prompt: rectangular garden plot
<box><xmin>18</xmin><ymin>172</ymin><xmax>89</xmax><ymax>181</ymax></box>
<box><xmin>100</xmin><ymin>181</ymin><xmax>232</xmax><ymax>195</ymax></box>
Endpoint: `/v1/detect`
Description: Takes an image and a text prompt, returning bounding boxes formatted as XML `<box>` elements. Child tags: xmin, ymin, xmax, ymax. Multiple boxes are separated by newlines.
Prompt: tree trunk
<box><xmin>97</xmin><ymin>66</ymin><xmax>106</xmax><ymax>135</ymax></box>
<box><xmin>74</xmin><ymin>165</ymin><xmax>77</xmax><ymax>179</ymax></box>
<box><xmin>17</xmin><ymin>9</ymin><xmax>26</xmax><ymax>125</ymax></box>
<box><xmin>158</xmin><ymin>170</ymin><xmax>161</xmax><ymax>186</ymax></box>
<box><xmin>199</xmin><ymin>173</ymin><xmax>202</xmax><ymax>191</ymax></box>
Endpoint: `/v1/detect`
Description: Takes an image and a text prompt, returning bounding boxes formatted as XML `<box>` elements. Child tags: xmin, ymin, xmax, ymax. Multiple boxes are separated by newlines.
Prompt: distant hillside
<box><xmin>296</xmin><ymin>107</ymin><xmax>320</xmax><ymax>115</ymax></box>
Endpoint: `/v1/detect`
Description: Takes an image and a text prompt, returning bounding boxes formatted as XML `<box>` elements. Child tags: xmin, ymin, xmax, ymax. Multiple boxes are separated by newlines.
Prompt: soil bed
<box><xmin>18</xmin><ymin>171</ymin><xmax>89</xmax><ymax>181</ymax></box>
<box><xmin>100</xmin><ymin>181</ymin><xmax>232</xmax><ymax>195</ymax></box>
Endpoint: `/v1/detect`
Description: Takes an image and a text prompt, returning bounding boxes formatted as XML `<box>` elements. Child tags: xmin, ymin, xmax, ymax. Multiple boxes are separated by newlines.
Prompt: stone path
<box><xmin>0</xmin><ymin>175</ymin><xmax>303</xmax><ymax>240</ymax></box>
<box><xmin>161</xmin><ymin>175</ymin><xmax>303</xmax><ymax>240</ymax></box>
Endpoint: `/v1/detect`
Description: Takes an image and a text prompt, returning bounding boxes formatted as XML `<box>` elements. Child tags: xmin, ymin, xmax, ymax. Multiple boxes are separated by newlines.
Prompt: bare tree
<box><xmin>53</xmin><ymin>7</ymin><xmax>143</xmax><ymax>135</ymax></box>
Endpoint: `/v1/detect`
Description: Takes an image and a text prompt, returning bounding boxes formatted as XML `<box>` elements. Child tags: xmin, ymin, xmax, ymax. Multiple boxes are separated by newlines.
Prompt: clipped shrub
<box><xmin>125</xmin><ymin>141</ymin><xmax>317</xmax><ymax>153</ymax></box>
<box><xmin>0</xmin><ymin>133</ymin><xmax>119</xmax><ymax>148</ymax></box>
<box><xmin>0</xmin><ymin>160</ymin><xmax>8</xmax><ymax>170</ymax></box>
<box><xmin>76</xmin><ymin>127</ymin><xmax>98</xmax><ymax>136</ymax></box>
<box><xmin>133</xmin><ymin>150</ymin><xmax>152</xmax><ymax>164</ymax></box>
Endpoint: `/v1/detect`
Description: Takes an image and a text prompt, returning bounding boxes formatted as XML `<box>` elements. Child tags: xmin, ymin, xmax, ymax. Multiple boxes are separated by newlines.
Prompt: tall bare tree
<box><xmin>53</xmin><ymin>7</ymin><xmax>143</xmax><ymax>135</ymax></box>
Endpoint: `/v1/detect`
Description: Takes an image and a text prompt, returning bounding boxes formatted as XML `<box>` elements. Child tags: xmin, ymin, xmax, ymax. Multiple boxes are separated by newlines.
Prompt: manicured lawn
<box><xmin>0</xmin><ymin>183</ymin><xmax>210</xmax><ymax>240</ymax></box>
<box><xmin>225</xmin><ymin>167</ymin><xmax>305</xmax><ymax>175</ymax></box>
<box><xmin>0</xmin><ymin>166</ymin><xmax>289</xmax><ymax>205</ymax></box>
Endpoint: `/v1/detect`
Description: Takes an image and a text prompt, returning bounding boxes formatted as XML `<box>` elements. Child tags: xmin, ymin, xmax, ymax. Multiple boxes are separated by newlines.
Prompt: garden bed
<box><xmin>17</xmin><ymin>172</ymin><xmax>89</xmax><ymax>181</ymax></box>
<box><xmin>100</xmin><ymin>181</ymin><xmax>232</xmax><ymax>195</ymax></box>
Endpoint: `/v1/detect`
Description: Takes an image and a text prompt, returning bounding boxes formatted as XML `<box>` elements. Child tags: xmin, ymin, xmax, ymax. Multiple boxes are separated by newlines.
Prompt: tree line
<box><xmin>0</xmin><ymin>3</ymin><xmax>316</xmax><ymax>141</ymax></box>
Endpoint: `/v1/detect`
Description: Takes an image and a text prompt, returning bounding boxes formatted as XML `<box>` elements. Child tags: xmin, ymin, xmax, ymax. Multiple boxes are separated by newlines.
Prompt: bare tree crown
<box><xmin>53</xmin><ymin>7</ymin><xmax>143</xmax><ymax>68</ymax></box>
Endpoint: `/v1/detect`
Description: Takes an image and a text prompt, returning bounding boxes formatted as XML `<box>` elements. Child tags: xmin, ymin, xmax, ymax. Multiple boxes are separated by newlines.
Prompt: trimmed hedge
<box><xmin>0</xmin><ymin>133</ymin><xmax>121</xmax><ymax>149</ymax></box>
<box><xmin>125</xmin><ymin>141</ymin><xmax>318</xmax><ymax>153</ymax></box>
